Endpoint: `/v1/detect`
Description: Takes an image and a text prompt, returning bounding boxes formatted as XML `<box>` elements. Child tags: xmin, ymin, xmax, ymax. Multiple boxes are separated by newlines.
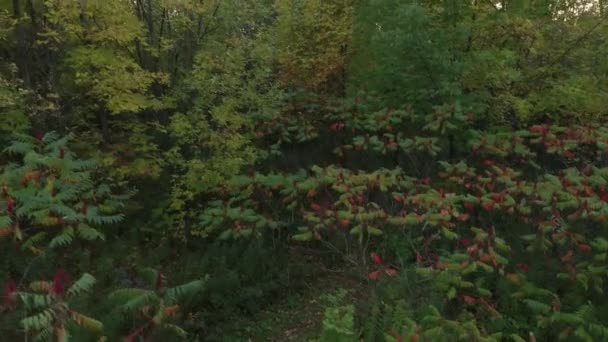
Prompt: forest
<box><xmin>2</xmin><ymin>0</ymin><xmax>608</xmax><ymax>341</ymax></box>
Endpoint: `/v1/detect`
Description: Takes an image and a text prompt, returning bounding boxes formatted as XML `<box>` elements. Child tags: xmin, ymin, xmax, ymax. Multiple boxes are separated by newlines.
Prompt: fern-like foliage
<box><xmin>109</xmin><ymin>268</ymin><xmax>207</xmax><ymax>340</ymax></box>
<box><xmin>67</xmin><ymin>273</ymin><xmax>96</xmax><ymax>297</ymax></box>
<box><xmin>0</xmin><ymin>132</ymin><xmax>131</xmax><ymax>251</ymax></box>
<box><xmin>319</xmin><ymin>289</ymin><xmax>356</xmax><ymax>342</ymax></box>
<box><xmin>18</xmin><ymin>271</ymin><xmax>103</xmax><ymax>341</ymax></box>
<box><xmin>165</xmin><ymin>279</ymin><xmax>207</xmax><ymax>305</ymax></box>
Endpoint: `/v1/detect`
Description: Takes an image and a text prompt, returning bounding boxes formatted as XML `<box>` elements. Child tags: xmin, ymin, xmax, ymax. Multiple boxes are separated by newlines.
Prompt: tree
<box><xmin>274</xmin><ymin>0</ymin><xmax>355</xmax><ymax>93</ymax></box>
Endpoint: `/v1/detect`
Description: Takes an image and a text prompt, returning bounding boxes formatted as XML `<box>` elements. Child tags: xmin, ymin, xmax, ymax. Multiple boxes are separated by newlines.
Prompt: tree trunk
<box><xmin>12</xmin><ymin>0</ymin><xmax>20</xmax><ymax>17</ymax></box>
<box><xmin>97</xmin><ymin>111</ymin><xmax>111</xmax><ymax>145</ymax></box>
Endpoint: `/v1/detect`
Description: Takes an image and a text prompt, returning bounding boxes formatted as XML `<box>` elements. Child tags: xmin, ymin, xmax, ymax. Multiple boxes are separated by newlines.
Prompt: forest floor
<box><xmin>221</xmin><ymin>250</ymin><xmax>368</xmax><ymax>341</ymax></box>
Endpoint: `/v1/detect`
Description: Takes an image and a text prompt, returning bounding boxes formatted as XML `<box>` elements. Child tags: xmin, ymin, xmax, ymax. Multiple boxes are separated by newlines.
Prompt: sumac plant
<box><xmin>108</xmin><ymin>268</ymin><xmax>207</xmax><ymax>341</ymax></box>
<box><xmin>3</xmin><ymin>270</ymin><xmax>102</xmax><ymax>341</ymax></box>
<box><xmin>194</xmin><ymin>97</ymin><xmax>608</xmax><ymax>340</ymax></box>
<box><xmin>0</xmin><ymin>132</ymin><xmax>128</xmax><ymax>253</ymax></box>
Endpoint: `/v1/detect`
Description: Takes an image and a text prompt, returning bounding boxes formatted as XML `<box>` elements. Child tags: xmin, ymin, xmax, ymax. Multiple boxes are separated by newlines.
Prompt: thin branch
<box><xmin>547</xmin><ymin>15</ymin><xmax>608</xmax><ymax>68</ymax></box>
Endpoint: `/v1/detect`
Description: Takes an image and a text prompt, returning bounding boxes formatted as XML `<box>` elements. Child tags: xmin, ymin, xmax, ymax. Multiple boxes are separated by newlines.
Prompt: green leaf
<box><xmin>76</xmin><ymin>223</ymin><xmax>105</xmax><ymax>241</ymax></box>
<box><xmin>165</xmin><ymin>278</ymin><xmax>207</xmax><ymax>304</ymax></box>
<box><xmin>367</xmin><ymin>227</ymin><xmax>383</xmax><ymax>236</ymax></box>
<box><xmin>67</xmin><ymin>273</ymin><xmax>96</xmax><ymax>297</ymax></box>
<box><xmin>292</xmin><ymin>231</ymin><xmax>313</xmax><ymax>241</ymax></box>
<box><xmin>49</xmin><ymin>226</ymin><xmax>75</xmax><ymax>248</ymax></box>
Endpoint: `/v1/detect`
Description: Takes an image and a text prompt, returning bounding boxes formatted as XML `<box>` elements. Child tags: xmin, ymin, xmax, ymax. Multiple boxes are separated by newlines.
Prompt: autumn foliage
<box><xmin>3</xmin><ymin>0</ymin><xmax>608</xmax><ymax>341</ymax></box>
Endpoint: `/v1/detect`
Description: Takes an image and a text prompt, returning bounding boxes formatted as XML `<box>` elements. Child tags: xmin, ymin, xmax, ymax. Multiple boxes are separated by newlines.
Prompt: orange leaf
<box><xmin>384</xmin><ymin>268</ymin><xmax>398</xmax><ymax>277</ymax></box>
<box><xmin>481</xmin><ymin>200</ymin><xmax>495</xmax><ymax>211</ymax></box>
<box><xmin>368</xmin><ymin>271</ymin><xmax>380</xmax><ymax>280</ymax></box>
<box><xmin>164</xmin><ymin>305</ymin><xmax>180</xmax><ymax>316</ymax></box>
<box><xmin>55</xmin><ymin>325</ymin><xmax>66</xmax><ymax>342</ymax></box>
<box><xmin>389</xmin><ymin>329</ymin><xmax>404</xmax><ymax>342</ymax></box>
<box><xmin>0</xmin><ymin>227</ymin><xmax>14</xmax><ymax>238</ymax></box>
<box><xmin>505</xmin><ymin>273</ymin><xmax>521</xmax><ymax>284</ymax></box>
<box><xmin>561</xmin><ymin>250</ymin><xmax>574</xmax><ymax>263</ymax></box>
<box><xmin>458</xmin><ymin>213</ymin><xmax>470</xmax><ymax>221</ymax></box>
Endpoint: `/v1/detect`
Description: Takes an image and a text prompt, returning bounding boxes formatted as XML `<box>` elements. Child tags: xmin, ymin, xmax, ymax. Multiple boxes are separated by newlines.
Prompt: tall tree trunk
<box><xmin>26</xmin><ymin>0</ymin><xmax>37</xmax><ymax>26</ymax></box>
<box><xmin>13</xmin><ymin>0</ymin><xmax>31</xmax><ymax>87</ymax></box>
<box><xmin>12</xmin><ymin>0</ymin><xmax>20</xmax><ymax>17</ymax></box>
<box><xmin>97</xmin><ymin>111</ymin><xmax>111</xmax><ymax>145</ymax></box>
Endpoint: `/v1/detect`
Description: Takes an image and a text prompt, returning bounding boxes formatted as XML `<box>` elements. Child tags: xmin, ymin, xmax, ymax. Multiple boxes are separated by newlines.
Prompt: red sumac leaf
<box><xmin>439</xmin><ymin>188</ymin><xmax>445</xmax><ymax>198</ymax></box>
<box><xmin>155</xmin><ymin>272</ymin><xmax>163</xmax><ymax>290</ymax></box>
<box><xmin>52</xmin><ymin>269</ymin><xmax>70</xmax><ymax>296</ymax></box>
<box><xmin>125</xmin><ymin>325</ymin><xmax>147</xmax><ymax>342</ymax></box>
<box><xmin>2</xmin><ymin>279</ymin><xmax>16</xmax><ymax>305</ymax></box>
<box><xmin>463</xmin><ymin>295</ymin><xmax>476</xmax><ymax>305</ymax></box>
<box><xmin>529</xmin><ymin>125</ymin><xmax>548</xmax><ymax>134</ymax></box>
<box><xmin>553</xmin><ymin>300</ymin><xmax>561</xmax><ymax>312</ymax></box>
<box><xmin>578</xmin><ymin>244</ymin><xmax>592</xmax><ymax>252</ymax></box>
<box><xmin>6</xmin><ymin>197</ymin><xmax>14</xmax><ymax>213</ymax></box>
<box><xmin>370</xmin><ymin>252</ymin><xmax>383</xmax><ymax>265</ymax></box>
<box><xmin>491</xmin><ymin>192</ymin><xmax>504</xmax><ymax>203</ymax></box>
<box><xmin>561</xmin><ymin>250</ymin><xmax>574</xmax><ymax>263</ymax></box>
<box><xmin>368</xmin><ymin>271</ymin><xmax>380</xmax><ymax>280</ymax></box>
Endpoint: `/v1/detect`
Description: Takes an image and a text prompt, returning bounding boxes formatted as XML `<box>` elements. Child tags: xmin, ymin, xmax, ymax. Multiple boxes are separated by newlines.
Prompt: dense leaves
<box><xmin>3</xmin><ymin>0</ymin><xmax>608</xmax><ymax>341</ymax></box>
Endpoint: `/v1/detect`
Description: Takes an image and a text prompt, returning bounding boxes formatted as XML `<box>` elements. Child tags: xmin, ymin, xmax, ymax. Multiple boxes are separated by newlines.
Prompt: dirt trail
<box><xmin>223</xmin><ymin>263</ymin><xmax>366</xmax><ymax>342</ymax></box>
